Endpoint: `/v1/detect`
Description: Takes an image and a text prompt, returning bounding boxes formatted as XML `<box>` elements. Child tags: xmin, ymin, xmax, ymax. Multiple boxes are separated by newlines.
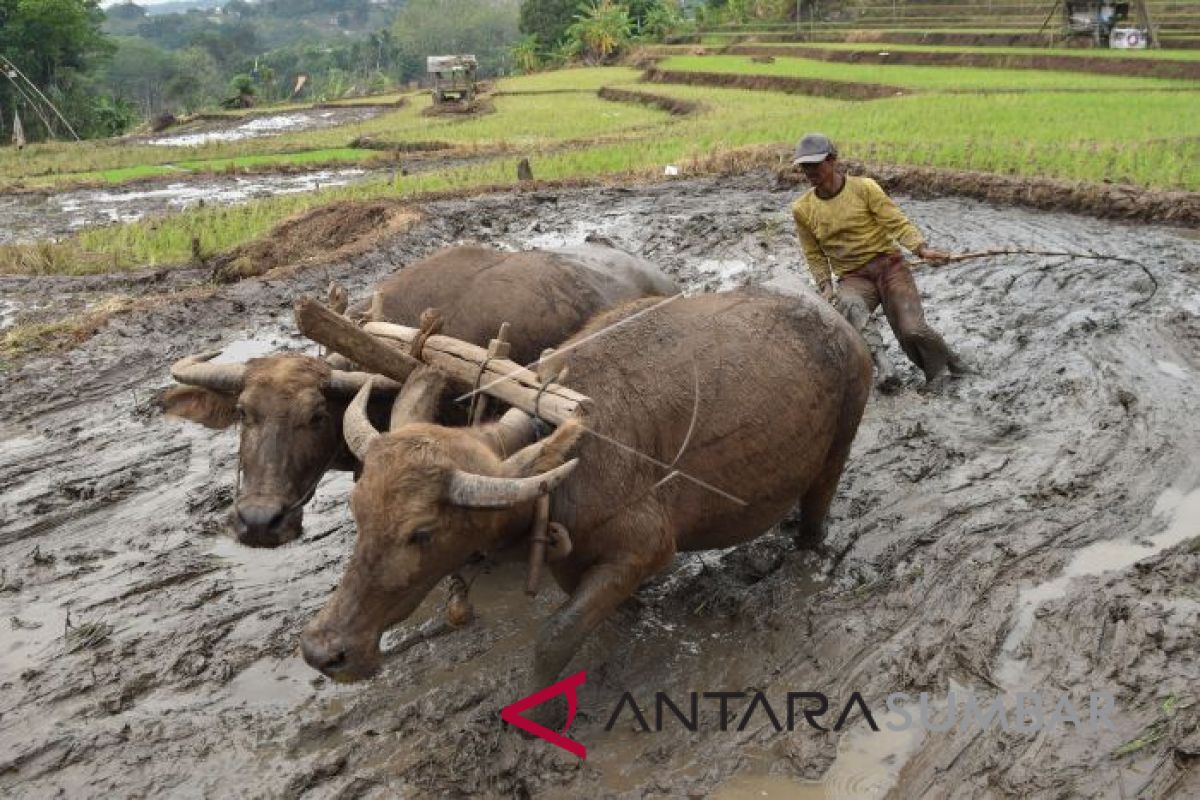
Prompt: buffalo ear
<box><xmin>161</xmin><ymin>386</ymin><xmax>238</xmax><ymax>430</ymax></box>
<box><xmin>502</xmin><ymin>419</ymin><xmax>584</xmax><ymax>478</ymax></box>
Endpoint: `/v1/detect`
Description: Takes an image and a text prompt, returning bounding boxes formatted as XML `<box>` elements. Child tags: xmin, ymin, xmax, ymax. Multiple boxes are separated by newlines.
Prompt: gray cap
<box><xmin>792</xmin><ymin>132</ymin><xmax>837</xmax><ymax>165</ymax></box>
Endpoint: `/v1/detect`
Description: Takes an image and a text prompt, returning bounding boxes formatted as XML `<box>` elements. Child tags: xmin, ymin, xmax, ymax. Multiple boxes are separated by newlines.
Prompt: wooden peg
<box><xmin>525</xmin><ymin>495</ymin><xmax>552</xmax><ymax>597</ymax></box>
<box><xmin>470</xmin><ymin>321</ymin><xmax>512</xmax><ymax>426</ymax></box>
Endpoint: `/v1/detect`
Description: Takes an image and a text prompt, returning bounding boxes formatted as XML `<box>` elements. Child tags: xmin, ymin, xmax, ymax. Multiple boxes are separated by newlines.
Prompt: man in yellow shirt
<box><xmin>791</xmin><ymin>133</ymin><xmax>967</xmax><ymax>385</ymax></box>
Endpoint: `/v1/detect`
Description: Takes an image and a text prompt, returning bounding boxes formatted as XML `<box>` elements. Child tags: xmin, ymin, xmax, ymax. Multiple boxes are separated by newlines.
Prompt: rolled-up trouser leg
<box><xmin>878</xmin><ymin>256</ymin><xmax>953</xmax><ymax>381</ymax></box>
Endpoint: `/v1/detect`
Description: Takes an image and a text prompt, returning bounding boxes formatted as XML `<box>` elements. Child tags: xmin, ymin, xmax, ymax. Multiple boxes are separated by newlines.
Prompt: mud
<box><xmin>0</xmin><ymin>170</ymin><xmax>374</xmax><ymax>247</ymax></box>
<box><xmin>642</xmin><ymin>67</ymin><xmax>904</xmax><ymax>100</ymax></box>
<box><xmin>142</xmin><ymin>106</ymin><xmax>391</xmax><ymax>148</ymax></box>
<box><xmin>2</xmin><ymin>173</ymin><xmax>1200</xmax><ymax>799</ymax></box>
<box><xmin>0</xmin><ymin>152</ymin><xmax>508</xmax><ymax>248</ymax></box>
<box><xmin>722</xmin><ymin>45</ymin><xmax>1200</xmax><ymax>81</ymax></box>
<box><xmin>208</xmin><ymin>201</ymin><xmax>424</xmax><ymax>283</ymax></box>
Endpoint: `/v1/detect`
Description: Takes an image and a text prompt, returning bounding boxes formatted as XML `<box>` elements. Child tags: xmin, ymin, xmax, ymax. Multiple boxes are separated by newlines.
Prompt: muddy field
<box><xmin>142</xmin><ymin>106</ymin><xmax>392</xmax><ymax>148</ymax></box>
<box><xmin>0</xmin><ymin>170</ymin><xmax>373</xmax><ymax>247</ymax></box>
<box><xmin>0</xmin><ymin>153</ymin><xmax>502</xmax><ymax>250</ymax></box>
<box><xmin>1</xmin><ymin>174</ymin><xmax>1199</xmax><ymax>799</ymax></box>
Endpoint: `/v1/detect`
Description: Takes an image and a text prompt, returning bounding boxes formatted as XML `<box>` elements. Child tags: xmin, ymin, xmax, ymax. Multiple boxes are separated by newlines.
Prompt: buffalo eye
<box><xmin>308</xmin><ymin>407</ymin><xmax>329</xmax><ymax>427</ymax></box>
<box><xmin>409</xmin><ymin>528</ymin><xmax>433</xmax><ymax>546</ymax></box>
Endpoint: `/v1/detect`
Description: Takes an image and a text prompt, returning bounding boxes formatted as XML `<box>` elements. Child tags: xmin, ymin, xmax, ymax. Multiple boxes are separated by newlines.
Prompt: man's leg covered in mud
<box><xmin>837</xmin><ymin>274</ymin><xmax>900</xmax><ymax>390</ymax></box>
<box><xmin>877</xmin><ymin>259</ymin><xmax>966</xmax><ymax>381</ymax></box>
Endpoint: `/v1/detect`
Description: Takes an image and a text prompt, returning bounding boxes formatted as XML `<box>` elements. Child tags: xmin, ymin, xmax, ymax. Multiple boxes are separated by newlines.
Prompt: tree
<box><xmin>391</xmin><ymin>0</ymin><xmax>520</xmax><ymax>81</ymax></box>
<box><xmin>0</xmin><ymin>0</ymin><xmax>116</xmax><ymax>141</ymax></box>
<box><xmin>223</xmin><ymin>73</ymin><xmax>256</xmax><ymax>108</ymax></box>
<box><xmin>566</xmin><ymin>0</ymin><xmax>631</xmax><ymax>63</ymax></box>
<box><xmin>90</xmin><ymin>95</ymin><xmax>137</xmax><ymax>137</ymax></box>
<box><xmin>518</xmin><ymin>0</ymin><xmax>577</xmax><ymax>51</ymax></box>
<box><xmin>166</xmin><ymin>47</ymin><xmax>223</xmax><ymax>112</ymax></box>
<box><xmin>509</xmin><ymin>33</ymin><xmax>541</xmax><ymax>73</ymax></box>
<box><xmin>641</xmin><ymin>1</ymin><xmax>689</xmax><ymax>40</ymax></box>
<box><xmin>102</xmin><ymin>36</ymin><xmax>183</xmax><ymax>115</ymax></box>
<box><xmin>1</xmin><ymin>0</ymin><xmax>112</xmax><ymax>88</ymax></box>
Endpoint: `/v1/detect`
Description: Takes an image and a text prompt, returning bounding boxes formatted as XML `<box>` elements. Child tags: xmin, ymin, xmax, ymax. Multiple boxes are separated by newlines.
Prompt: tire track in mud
<box><xmin>1</xmin><ymin>174</ymin><xmax>1199</xmax><ymax>798</ymax></box>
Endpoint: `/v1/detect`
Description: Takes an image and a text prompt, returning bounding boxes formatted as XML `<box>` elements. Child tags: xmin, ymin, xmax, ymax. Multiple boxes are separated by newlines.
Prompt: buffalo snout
<box><xmin>301</xmin><ymin>622</ymin><xmax>380</xmax><ymax>682</ymax></box>
<box><xmin>229</xmin><ymin>499</ymin><xmax>302</xmax><ymax>548</ymax></box>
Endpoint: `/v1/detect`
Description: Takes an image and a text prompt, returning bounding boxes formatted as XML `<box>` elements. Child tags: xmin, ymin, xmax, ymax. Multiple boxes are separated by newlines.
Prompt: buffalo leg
<box><xmin>796</xmin><ymin>401</ymin><xmax>868</xmax><ymax>551</ymax></box>
<box><xmin>521</xmin><ymin>559</ymin><xmax>652</xmax><ymax>728</ymax></box>
<box><xmin>533</xmin><ymin>560</ymin><xmax>649</xmax><ymax>688</ymax></box>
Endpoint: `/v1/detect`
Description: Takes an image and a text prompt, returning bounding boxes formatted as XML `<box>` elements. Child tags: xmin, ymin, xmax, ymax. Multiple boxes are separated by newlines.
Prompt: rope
<box><xmin>468</xmin><ymin>354</ymin><xmax>497</xmax><ymax>426</ymax></box>
<box><xmin>533</xmin><ymin>373</ymin><xmax>556</xmax><ymax>433</ymax></box>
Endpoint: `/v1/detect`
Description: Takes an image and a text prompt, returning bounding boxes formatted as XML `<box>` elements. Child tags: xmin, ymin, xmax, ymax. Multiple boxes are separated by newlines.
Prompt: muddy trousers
<box><xmin>837</xmin><ymin>253</ymin><xmax>958</xmax><ymax>382</ymax></box>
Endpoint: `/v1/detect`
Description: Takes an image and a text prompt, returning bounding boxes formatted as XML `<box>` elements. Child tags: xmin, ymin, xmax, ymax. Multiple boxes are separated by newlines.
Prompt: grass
<box><xmin>0</xmin><ymin>85</ymin><xmax>662</xmax><ymax>189</ymax></box>
<box><xmin>0</xmin><ymin>295</ymin><xmax>135</xmax><ymax>366</ymax></box>
<box><xmin>657</xmin><ymin>54</ymin><xmax>1200</xmax><ymax>91</ymax></box>
<box><xmin>721</xmin><ymin>42</ymin><xmax>1200</xmax><ymax>61</ymax></box>
<box><xmin>19</xmin><ymin>148</ymin><xmax>386</xmax><ymax>187</ymax></box>
<box><xmin>1</xmin><ymin>59</ymin><xmax>1198</xmax><ymax>281</ymax></box>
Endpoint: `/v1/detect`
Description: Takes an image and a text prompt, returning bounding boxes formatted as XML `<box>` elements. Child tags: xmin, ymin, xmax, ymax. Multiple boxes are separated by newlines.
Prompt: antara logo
<box><xmin>500</xmin><ymin>670</ymin><xmax>588</xmax><ymax>759</ymax></box>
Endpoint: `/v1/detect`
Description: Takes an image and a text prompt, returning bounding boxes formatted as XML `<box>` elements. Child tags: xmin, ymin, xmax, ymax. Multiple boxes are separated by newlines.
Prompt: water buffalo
<box><xmin>163</xmin><ymin>244</ymin><xmax>678</xmax><ymax>547</ymax></box>
<box><xmin>300</xmin><ymin>289</ymin><xmax>872</xmax><ymax>691</ymax></box>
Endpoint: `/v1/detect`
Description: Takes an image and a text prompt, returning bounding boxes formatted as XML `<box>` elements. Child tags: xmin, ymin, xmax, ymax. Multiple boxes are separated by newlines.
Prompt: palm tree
<box><xmin>509</xmin><ymin>34</ymin><xmax>541</xmax><ymax>74</ymax></box>
<box><xmin>566</xmin><ymin>0</ymin><xmax>632</xmax><ymax>64</ymax></box>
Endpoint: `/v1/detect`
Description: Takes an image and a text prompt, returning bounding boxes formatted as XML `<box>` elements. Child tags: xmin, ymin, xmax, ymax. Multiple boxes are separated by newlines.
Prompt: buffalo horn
<box><xmin>343</xmin><ymin>379</ymin><xmax>382</xmax><ymax>461</ymax></box>
<box><xmin>325</xmin><ymin>369</ymin><xmax>403</xmax><ymax>397</ymax></box>
<box><xmin>445</xmin><ymin>459</ymin><xmax>579</xmax><ymax>509</ymax></box>
<box><xmin>170</xmin><ymin>351</ymin><xmax>247</xmax><ymax>393</ymax></box>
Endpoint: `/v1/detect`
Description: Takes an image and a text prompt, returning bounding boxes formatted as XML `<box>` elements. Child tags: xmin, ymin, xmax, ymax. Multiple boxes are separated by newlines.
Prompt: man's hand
<box><xmin>819</xmin><ymin>280</ymin><xmax>839</xmax><ymax>305</ymax></box>
<box><xmin>916</xmin><ymin>245</ymin><xmax>953</xmax><ymax>264</ymax></box>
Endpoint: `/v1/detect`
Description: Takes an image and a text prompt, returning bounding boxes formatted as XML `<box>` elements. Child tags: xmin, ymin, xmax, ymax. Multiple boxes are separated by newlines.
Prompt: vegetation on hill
<box><xmin>0</xmin><ymin>0</ymin><xmax>130</xmax><ymax>140</ymax></box>
<box><xmin>514</xmin><ymin>0</ymin><xmax>692</xmax><ymax>69</ymax></box>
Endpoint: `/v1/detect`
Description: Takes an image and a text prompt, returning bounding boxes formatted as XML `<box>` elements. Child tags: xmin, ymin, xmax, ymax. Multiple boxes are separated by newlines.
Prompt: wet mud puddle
<box><xmin>0</xmin><ymin>170</ymin><xmax>371</xmax><ymax>246</ymax></box>
<box><xmin>2</xmin><ymin>175</ymin><xmax>1200</xmax><ymax>798</ymax></box>
<box><xmin>996</xmin><ymin>485</ymin><xmax>1200</xmax><ymax>690</ymax></box>
<box><xmin>145</xmin><ymin>106</ymin><xmax>388</xmax><ymax>148</ymax></box>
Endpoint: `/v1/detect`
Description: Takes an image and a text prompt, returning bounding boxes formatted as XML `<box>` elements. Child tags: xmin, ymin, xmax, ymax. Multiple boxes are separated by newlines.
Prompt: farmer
<box><xmin>790</xmin><ymin>132</ymin><xmax>969</xmax><ymax>386</ymax></box>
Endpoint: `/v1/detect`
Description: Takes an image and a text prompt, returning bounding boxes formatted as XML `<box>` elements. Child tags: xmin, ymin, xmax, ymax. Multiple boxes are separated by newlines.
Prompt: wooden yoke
<box><xmin>363</xmin><ymin>320</ymin><xmax>590</xmax><ymax>426</ymax></box>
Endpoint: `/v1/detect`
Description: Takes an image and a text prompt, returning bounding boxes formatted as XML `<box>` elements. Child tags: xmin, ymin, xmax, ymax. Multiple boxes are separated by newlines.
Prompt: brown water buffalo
<box><xmin>300</xmin><ymin>289</ymin><xmax>872</xmax><ymax>692</ymax></box>
<box><xmin>163</xmin><ymin>244</ymin><xmax>678</xmax><ymax>547</ymax></box>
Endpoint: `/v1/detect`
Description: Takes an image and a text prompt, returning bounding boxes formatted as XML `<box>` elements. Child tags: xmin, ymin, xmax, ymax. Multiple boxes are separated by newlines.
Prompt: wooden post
<box><xmin>525</xmin><ymin>495</ymin><xmax>551</xmax><ymax>597</ymax></box>
<box><xmin>469</xmin><ymin>322</ymin><xmax>511</xmax><ymax>426</ymax></box>
<box><xmin>326</xmin><ymin>282</ymin><xmax>349</xmax><ymax>315</ymax></box>
<box><xmin>294</xmin><ymin>297</ymin><xmax>420</xmax><ymax>383</ymax></box>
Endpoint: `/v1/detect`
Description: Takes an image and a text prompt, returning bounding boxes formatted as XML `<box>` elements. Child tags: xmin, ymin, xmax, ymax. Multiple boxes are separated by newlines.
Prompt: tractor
<box><xmin>1057</xmin><ymin>1</ymin><xmax>1156</xmax><ymax>48</ymax></box>
<box><xmin>427</xmin><ymin>55</ymin><xmax>478</xmax><ymax>109</ymax></box>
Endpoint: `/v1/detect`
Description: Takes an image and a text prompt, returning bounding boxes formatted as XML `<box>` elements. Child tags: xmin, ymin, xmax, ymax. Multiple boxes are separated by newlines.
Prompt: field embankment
<box><xmin>641</xmin><ymin>67</ymin><xmax>904</xmax><ymax>99</ymax></box>
<box><xmin>719</xmin><ymin>43</ymin><xmax>1200</xmax><ymax>80</ymax></box>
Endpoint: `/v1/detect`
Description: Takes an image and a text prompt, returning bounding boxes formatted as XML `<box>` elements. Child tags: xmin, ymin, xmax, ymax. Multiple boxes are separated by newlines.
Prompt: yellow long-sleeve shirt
<box><xmin>791</xmin><ymin>175</ymin><xmax>926</xmax><ymax>285</ymax></box>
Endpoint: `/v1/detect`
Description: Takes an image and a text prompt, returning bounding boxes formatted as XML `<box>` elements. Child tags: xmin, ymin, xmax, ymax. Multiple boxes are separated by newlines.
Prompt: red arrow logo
<box><xmin>501</xmin><ymin>670</ymin><xmax>587</xmax><ymax>759</ymax></box>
